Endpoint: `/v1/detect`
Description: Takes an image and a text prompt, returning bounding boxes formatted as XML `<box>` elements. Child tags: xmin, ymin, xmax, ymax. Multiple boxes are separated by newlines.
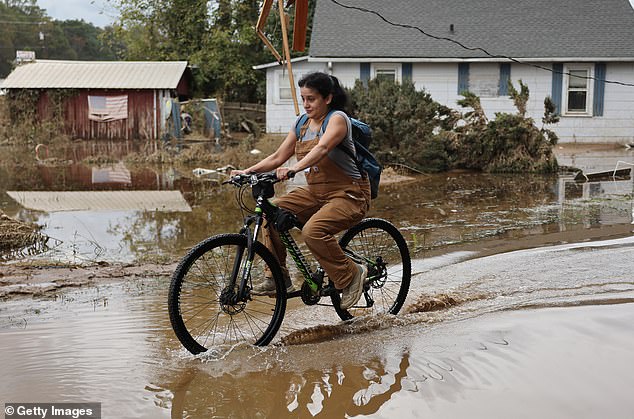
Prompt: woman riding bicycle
<box><xmin>231</xmin><ymin>72</ymin><xmax>371</xmax><ymax>309</ymax></box>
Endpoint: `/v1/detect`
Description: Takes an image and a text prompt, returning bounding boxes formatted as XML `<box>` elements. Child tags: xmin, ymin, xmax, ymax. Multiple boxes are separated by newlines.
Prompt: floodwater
<box><xmin>1</xmin><ymin>142</ymin><xmax>633</xmax><ymax>418</ymax></box>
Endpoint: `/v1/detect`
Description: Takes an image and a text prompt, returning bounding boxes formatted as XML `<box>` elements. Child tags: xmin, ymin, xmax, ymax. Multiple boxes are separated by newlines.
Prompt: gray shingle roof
<box><xmin>310</xmin><ymin>0</ymin><xmax>634</xmax><ymax>59</ymax></box>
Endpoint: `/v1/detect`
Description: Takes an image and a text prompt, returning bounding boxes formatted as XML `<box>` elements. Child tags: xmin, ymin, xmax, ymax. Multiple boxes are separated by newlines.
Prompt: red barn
<box><xmin>1</xmin><ymin>60</ymin><xmax>192</xmax><ymax>140</ymax></box>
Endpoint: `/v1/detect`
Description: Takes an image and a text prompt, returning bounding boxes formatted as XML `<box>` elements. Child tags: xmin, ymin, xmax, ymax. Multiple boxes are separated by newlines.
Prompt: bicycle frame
<box><xmin>170</xmin><ymin>172</ymin><xmax>411</xmax><ymax>352</ymax></box>
<box><xmin>235</xmin><ymin>192</ymin><xmax>322</xmax><ymax>301</ymax></box>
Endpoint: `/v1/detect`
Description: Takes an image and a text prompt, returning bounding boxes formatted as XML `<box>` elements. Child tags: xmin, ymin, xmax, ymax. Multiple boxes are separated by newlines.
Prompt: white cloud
<box><xmin>37</xmin><ymin>0</ymin><xmax>117</xmax><ymax>27</ymax></box>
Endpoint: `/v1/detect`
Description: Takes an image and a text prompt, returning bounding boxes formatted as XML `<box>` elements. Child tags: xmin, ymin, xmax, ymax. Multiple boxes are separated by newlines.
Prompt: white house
<box><xmin>255</xmin><ymin>0</ymin><xmax>634</xmax><ymax>144</ymax></box>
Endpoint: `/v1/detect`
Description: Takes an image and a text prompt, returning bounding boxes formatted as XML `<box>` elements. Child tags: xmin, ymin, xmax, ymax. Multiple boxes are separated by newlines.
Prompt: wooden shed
<box><xmin>1</xmin><ymin>60</ymin><xmax>192</xmax><ymax>140</ymax></box>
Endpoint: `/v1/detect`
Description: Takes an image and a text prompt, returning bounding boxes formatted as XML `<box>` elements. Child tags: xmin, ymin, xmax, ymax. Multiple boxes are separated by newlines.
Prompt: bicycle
<box><xmin>168</xmin><ymin>172</ymin><xmax>411</xmax><ymax>354</ymax></box>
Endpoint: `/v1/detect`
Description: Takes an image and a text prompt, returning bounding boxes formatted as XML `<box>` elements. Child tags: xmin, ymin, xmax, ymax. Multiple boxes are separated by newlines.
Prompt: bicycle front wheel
<box><xmin>168</xmin><ymin>234</ymin><xmax>287</xmax><ymax>354</ymax></box>
<box><xmin>332</xmin><ymin>218</ymin><xmax>411</xmax><ymax>321</ymax></box>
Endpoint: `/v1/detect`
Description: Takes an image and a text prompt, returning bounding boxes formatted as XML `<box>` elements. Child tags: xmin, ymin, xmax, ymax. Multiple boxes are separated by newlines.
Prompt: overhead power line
<box><xmin>328</xmin><ymin>0</ymin><xmax>634</xmax><ymax>88</ymax></box>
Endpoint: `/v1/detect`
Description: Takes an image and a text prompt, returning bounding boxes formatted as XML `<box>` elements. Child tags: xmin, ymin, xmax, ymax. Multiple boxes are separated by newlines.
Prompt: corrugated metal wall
<box><xmin>37</xmin><ymin>89</ymin><xmax>165</xmax><ymax>140</ymax></box>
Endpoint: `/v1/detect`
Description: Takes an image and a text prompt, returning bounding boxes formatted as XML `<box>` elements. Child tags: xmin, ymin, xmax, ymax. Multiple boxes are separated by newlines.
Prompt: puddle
<box><xmin>1</xmin><ymin>238</ymin><xmax>633</xmax><ymax>417</ymax></box>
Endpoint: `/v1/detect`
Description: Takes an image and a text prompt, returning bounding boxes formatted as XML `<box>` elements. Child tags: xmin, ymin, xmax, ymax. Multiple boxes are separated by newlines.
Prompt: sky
<box><xmin>36</xmin><ymin>0</ymin><xmax>117</xmax><ymax>28</ymax></box>
<box><xmin>35</xmin><ymin>0</ymin><xmax>634</xmax><ymax>29</ymax></box>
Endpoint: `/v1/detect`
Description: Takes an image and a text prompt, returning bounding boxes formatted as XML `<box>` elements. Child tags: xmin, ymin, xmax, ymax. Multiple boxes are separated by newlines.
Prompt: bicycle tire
<box><xmin>331</xmin><ymin>218</ymin><xmax>411</xmax><ymax>321</ymax></box>
<box><xmin>168</xmin><ymin>234</ymin><xmax>287</xmax><ymax>353</ymax></box>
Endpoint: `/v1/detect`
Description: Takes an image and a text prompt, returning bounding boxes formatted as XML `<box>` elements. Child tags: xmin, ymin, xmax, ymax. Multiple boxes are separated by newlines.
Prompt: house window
<box><xmin>376</xmin><ymin>68</ymin><xmax>396</xmax><ymax>82</ymax></box>
<box><xmin>278</xmin><ymin>72</ymin><xmax>293</xmax><ymax>101</ymax></box>
<box><xmin>468</xmin><ymin>63</ymin><xmax>499</xmax><ymax>98</ymax></box>
<box><xmin>275</xmin><ymin>71</ymin><xmax>304</xmax><ymax>103</ymax></box>
<box><xmin>563</xmin><ymin>64</ymin><xmax>593</xmax><ymax>115</ymax></box>
<box><xmin>372</xmin><ymin>63</ymin><xmax>401</xmax><ymax>83</ymax></box>
<box><xmin>457</xmin><ymin>63</ymin><xmax>511</xmax><ymax>97</ymax></box>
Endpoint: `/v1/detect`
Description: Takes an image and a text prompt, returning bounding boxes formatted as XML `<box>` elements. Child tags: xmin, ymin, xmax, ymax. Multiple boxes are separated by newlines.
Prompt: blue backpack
<box><xmin>295</xmin><ymin>112</ymin><xmax>382</xmax><ymax>199</ymax></box>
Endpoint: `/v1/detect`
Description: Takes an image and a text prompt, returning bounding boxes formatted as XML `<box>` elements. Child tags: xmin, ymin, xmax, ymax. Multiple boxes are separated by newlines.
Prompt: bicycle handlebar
<box><xmin>224</xmin><ymin>170</ymin><xmax>295</xmax><ymax>187</ymax></box>
<box><xmin>224</xmin><ymin>172</ymin><xmax>279</xmax><ymax>187</ymax></box>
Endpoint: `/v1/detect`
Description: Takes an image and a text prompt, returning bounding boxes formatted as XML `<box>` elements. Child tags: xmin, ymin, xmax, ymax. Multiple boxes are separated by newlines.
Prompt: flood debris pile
<box><xmin>444</xmin><ymin>80</ymin><xmax>560</xmax><ymax>173</ymax></box>
<box><xmin>0</xmin><ymin>210</ymin><xmax>47</xmax><ymax>254</ymax></box>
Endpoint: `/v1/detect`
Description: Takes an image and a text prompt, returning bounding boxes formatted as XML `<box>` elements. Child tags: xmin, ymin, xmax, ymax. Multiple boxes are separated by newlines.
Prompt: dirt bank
<box><xmin>0</xmin><ymin>261</ymin><xmax>176</xmax><ymax>299</ymax></box>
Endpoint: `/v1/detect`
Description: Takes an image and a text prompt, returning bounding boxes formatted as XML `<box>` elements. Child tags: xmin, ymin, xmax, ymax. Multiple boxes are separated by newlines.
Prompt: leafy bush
<box><xmin>347</xmin><ymin>79</ymin><xmax>455</xmax><ymax>172</ymax></box>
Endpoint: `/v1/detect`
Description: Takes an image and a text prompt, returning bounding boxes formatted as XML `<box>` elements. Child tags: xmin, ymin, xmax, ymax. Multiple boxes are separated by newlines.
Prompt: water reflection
<box><xmin>0</xmin><ymin>142</ymin><xmax>632</xmax><ymax>263</ymax></box>
<box><xmin>160</xmin><ymin>353</ymin><xmax>411</xmax><ymax>418</ymax></box>
<box><xmin>1</xmin><ymin>236</ymin><xmax>634</xmax><ymax>418</ymax></box>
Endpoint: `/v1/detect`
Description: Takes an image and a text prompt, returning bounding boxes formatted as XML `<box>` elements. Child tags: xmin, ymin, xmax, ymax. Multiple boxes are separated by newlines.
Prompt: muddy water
<box><xmin>1</xmin><ymin>237</ymin><xmax>633</xmax><ymax>418</ymax></box>
<box><xmin>1</xmin><ymin>142</ymin><xmax>633</xmax><ymax>418</ymax></box>
<box><xmin>0</xmin><ymin>142</ymin><xmax>632</xmax><ymax>263</ymax></box>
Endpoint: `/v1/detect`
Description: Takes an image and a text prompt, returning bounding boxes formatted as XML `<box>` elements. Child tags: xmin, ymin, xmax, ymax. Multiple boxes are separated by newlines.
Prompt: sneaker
<box><xmin>339</xmin><ymin>263</ymin><xmax>368</xmax><ymax>310</ymax></box>
<box><xmin>251</xmin><ymin>276</ymin><xmax>294</xmax><ymax>296</ymax></box>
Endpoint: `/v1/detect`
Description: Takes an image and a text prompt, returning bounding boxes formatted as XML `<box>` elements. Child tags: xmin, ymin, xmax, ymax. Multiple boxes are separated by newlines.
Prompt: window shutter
<box><xmin>402</xmin><ymin>62</ymin><xmax>412</xmax><ymax>82</ymax></box>
<box><xmin>499</xmin><ymin>63</ymin><xmax>511</xmax><ymax>96</ymax></box>
<box><xmin>360</xmin><ymin>63</ymin><xmax>370</xmax><ymax>87</ymax></box>
<box><xmin>457</xmin><ymin>63</ymin><xmax>469</xmax><ymax>94</ymax></box>
<box><xmin>593</xmin><ymin>62</ymin><xmax>606</xmax><ymax>117</ymax></box>
<box><xmin>551</xmin><ymin>63</ymin><xmax>563</xmax><ymax>115</ymax></box>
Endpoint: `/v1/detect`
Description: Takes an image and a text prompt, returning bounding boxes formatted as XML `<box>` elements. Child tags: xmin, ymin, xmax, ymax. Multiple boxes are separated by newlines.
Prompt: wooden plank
<box><xmin>278</xmin><ymin>0</ymin><xmax>300</xmax><ymax>115</ymax></box>
<box><xmin>574</xmin><ymin>168</ymin><xmax>631</xmax><ymax>182</ymax></box>
<box><xmin>292</xmin><ymin>0</ymin><xmax>308</xmax><ymax>52</ymax></box>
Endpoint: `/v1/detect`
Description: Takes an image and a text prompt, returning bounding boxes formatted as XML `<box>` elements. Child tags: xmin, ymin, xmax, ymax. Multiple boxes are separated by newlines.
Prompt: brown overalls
<box><xmin>262</xmin><ymin>121</ymin><xmax>371</xmax><ymax>290</ymax></box>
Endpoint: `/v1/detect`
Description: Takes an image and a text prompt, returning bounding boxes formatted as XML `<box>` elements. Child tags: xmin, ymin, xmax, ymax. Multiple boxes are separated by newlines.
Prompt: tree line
<box><xmin>1</xmin><ymin>0</ymin><xmax>312</xmax><ymax>103</ymax></box>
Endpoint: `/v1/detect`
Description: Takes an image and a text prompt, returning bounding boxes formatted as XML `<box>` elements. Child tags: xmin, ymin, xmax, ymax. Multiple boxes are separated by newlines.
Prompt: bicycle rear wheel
<box><xmin>331</xmin><ymin>218</ymin><xmax>411</xmax><ymax>321</ymax></box>
<box><xmin>168</xmin><ymin>234</ymin><xmax>287</xmax><ymax>353</ymax></box>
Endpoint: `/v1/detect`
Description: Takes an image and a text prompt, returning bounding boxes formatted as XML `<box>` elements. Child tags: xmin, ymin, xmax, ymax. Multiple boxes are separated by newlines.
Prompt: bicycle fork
<box><xmin>223</xmin><ymin>213</ymin><xmax>264</xmax><ymax>304</ymax></box>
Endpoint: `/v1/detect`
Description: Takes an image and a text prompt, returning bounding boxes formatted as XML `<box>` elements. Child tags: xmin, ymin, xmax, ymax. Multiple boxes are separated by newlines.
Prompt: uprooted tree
<box><xmin>445</xmin><ymin>80</ymin><xmax>559</xmax><ymax>173</ymax></box>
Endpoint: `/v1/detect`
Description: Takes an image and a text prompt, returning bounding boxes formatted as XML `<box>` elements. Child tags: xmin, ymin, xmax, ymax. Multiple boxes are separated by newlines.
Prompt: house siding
<box><xmin>264</xmin><ymin>61</ymin><xmax>326</xmax><ymax>133</ymax></box>
<box><xmin>265</xmin><ymin>60</ymin><xmax>634</xmax><ymax>143</ymax></box>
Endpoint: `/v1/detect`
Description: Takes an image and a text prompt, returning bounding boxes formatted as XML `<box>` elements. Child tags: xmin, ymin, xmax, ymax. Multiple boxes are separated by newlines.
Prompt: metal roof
<box><xmin>310</xmin><ymin>0</ymin><xmax>634</xmax><ymax>60</ymax></box>
<box><xmin>1</xmin><ymin>60</ymin><xmax>189</xmax><ymax>89</ymax></box>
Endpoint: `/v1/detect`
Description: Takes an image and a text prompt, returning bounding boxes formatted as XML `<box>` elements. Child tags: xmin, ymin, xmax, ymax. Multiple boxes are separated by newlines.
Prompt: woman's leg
<box><xmin>301</xmin><ymin>192</ymin><xmax>366</xmax><ymax>290</ymax></box>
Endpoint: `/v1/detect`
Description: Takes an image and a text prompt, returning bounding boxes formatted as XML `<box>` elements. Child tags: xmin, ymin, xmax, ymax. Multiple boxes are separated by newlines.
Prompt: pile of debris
<box><xmin>0</xmin><ymin>210</ymin><xmax>47</xmax><ymax>253</ymax></box>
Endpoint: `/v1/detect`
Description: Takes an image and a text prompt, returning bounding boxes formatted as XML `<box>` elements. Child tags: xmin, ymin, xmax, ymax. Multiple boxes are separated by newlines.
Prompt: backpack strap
<box><xmin>294</xmin><ymin>114</ymin><xmax>310</xmax><ymax>140</ymax></box>
<box><xmin>317</xmin><ymin>110</ymin><xmax>353</xmax><ymax>153</ymax></box>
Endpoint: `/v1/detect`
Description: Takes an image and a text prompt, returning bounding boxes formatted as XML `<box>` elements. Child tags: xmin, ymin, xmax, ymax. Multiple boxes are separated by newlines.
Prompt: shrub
<box><xmin>347</xmin><ymin>79</ymin><xmax>454</xmax><ymax>172</ymax></box>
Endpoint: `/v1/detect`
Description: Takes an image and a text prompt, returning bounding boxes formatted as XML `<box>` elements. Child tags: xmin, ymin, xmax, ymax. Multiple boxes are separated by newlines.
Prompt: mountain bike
<box><xmin>168</xmin><ymin>172</ymin><xmax>411</xmax><ymax>354</ymax></box>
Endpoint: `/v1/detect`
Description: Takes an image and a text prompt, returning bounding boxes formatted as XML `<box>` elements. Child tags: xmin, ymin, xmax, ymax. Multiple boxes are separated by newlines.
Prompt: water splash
<box><xmin>404</xmin><ymin>292</ymin><xmax>488</xmax><ymax>314</ymax></box>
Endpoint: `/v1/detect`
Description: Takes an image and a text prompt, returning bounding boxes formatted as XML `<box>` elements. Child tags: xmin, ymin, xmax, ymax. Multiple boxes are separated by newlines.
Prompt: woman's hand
<box><xmin>275</xmin><ymin>167</ymin><xmax>296</xmax><ymax>180</ymax></box>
